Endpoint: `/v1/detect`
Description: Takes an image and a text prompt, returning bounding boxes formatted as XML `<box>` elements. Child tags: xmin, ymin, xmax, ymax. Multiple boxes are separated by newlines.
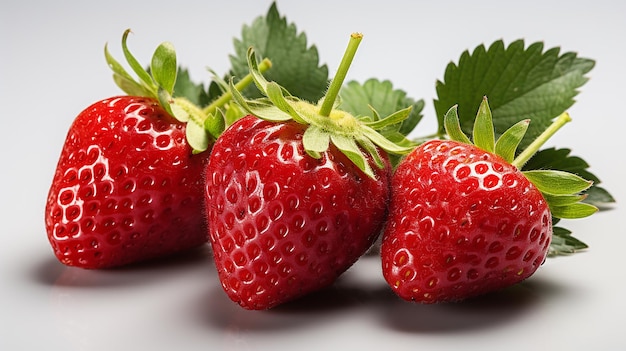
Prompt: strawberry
<box><xmin>45</xmin><ymin>30</ymin><xmax>270</xmax><ymax>268</ymax></box>
<box><xmin>205</xmin><ymin>34</ymin><xmax>414</xmax><ymax>309</ymax></box>
<box><xmin>381</xmin><ymin>98</ymin><xmax>597</xmax><ymax>303</ymax></box>
<box><xmin>45</xmin><ymin>96</ymin><xmax>210</xmax><ymax>268</ymax></box>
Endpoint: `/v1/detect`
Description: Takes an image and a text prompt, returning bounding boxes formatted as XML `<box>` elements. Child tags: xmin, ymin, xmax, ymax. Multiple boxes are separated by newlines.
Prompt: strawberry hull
<box><xmin>382</xmin><ymin>140</ymin><xmax>552</xmax><ymax>303</ymax></box>
<box><xmin>45</xmin><ymin>96</ymin><xmax>210</xmax><ymax>269</ymax></box>
<box><xmin>205</xmin><ymin>116</ymin><xmax>391</xmax><ymax>310</ymax></box>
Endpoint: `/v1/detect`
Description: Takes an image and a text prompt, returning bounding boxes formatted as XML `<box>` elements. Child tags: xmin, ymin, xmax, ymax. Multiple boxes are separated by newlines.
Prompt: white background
<box><xmin>1</xmin><ymin>1</ymin><xmax>625</xmax><ymax>350</ymax></box>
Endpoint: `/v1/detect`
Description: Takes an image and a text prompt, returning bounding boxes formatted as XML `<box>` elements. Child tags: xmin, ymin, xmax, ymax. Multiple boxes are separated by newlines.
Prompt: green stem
<box><xmin>202</xmin><ymin>58</ymin><xmax>272</xmax><ymax>115</ymax></box>
<box><xmin>512</xmin><ymin>112</ymin><xmax>572</xmax><ymax>168</ymax></box>
<box><xmin>318</xmin><ymin>33</ymin><xmax>363</xmax><ymax>117</ymax></box>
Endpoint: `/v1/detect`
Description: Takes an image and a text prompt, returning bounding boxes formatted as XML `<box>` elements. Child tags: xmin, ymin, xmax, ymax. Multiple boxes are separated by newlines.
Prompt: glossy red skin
<box><xmin>45</xmin><ymin>96</ymin><xmax>209</xmax><ymax>269</ymax></box>
<box><xmin>205</xmin><ymin>115</ymin><xmax>391</xmax><ymax>310</ymax></box>
<box><xmin>382</xmin><ymin>140</ymin><xmax>552</xmax><ymax>303</ymax></box>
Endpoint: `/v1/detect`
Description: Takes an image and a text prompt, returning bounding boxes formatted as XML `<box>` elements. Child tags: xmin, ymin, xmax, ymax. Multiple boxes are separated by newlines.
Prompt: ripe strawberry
<box><xmin>45</xmin><ymin>96</ymin><xmax>210</xmax><ymax>268</ymax></box>
<box><xmin>205</xmin><ymin>35</ymin><xmax>414</xmax><ymax>309</ymax></box>
<box><xmin>381</xmin><ymin>98</ymin><xmax>596</xmax><ymax>303</ymax></box>
<box><xmin>44</xmin><ymin>30</ymin><xmax>269</xmax><ymax>268</ymax></box>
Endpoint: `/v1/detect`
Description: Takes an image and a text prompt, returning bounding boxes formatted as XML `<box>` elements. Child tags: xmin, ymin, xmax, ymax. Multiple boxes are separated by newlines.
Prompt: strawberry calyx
<box><xmin>229</xmin><ymin>33</ymin><xmax>415</xmax><ymax>179</ymax></box>
<box><xmin>104</xmin><ymin>29</ymin><xmax>271</xmax><ymax>153</ymax></box>
<box><xmin>443</xmin><ymin>97</ymin><xmax>598</xmax><ymax>220</ymax></box>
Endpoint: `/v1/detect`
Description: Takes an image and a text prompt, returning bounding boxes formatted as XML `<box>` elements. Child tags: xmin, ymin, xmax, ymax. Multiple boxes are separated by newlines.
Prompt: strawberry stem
<box><xmin>318</xmin><ymin>33</ymin><xmax>363</xmax><ymax>117</ymax></box>
<box><xmin>512</xmin><ymin>112</ymin><xmax>572</xmax><ymax>169</ymax></box>
<box><xmin>203</xmin><ymin>58</ymin><xmax>272</xmax><ymax>116</ymax></box>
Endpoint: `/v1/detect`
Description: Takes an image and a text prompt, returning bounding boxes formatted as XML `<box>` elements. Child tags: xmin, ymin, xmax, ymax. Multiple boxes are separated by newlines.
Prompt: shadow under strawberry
<box><xmin>379</xmin><ymin>276</ymin><xmax>566</xmax><ymax>333</ymax></box>
<box><xmin>33</xmin><ymin>245</ymin><xmax>212</xmax><ymax>289</ymax></box>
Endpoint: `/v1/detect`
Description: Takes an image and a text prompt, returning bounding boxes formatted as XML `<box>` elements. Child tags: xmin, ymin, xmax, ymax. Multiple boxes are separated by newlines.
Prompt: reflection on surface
<box><xmin>33</xmin><ymin>251</ymin><xmax>567</xmax><ymax>350</ymax></box>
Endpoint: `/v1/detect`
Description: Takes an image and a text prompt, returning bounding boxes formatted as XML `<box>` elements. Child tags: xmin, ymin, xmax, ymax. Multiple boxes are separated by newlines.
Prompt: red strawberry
<box><xmin>381</xmin><ymin>98</ymin><xmax>596</xmax><ymax>303</ymax></box>
<box><xmin>206</xmin><ymin>115</ymin><xmax>391</xmax><ymax>309</ymax></box>
<box><xmin>44</xmin><ymin>30</ymin><xmax>269</xmax><ymax>268</ymax></box>
<box><xmin>45</xmin><ymin>96</ymin><xmax>210</xmax><ymax>268</ymax></box>
<box><xmin>205</xmin><ymin>35</ymin><xmax>414</xmax><ymax>309</ymax></box>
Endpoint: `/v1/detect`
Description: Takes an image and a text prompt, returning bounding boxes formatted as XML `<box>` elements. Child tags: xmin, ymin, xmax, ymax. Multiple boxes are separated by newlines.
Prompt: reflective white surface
<box><xmin>2</xmin><ymin>1</ymin><xmax>625</xmax><ymax>350</ymax></box>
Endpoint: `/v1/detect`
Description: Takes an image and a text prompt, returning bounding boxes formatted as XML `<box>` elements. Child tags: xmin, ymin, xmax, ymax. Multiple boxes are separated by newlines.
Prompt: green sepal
<box><xmin>550</xmin><ymin>202</ymin><xmax>598</xmax><ymax>219</ymax></box>
<box><xmin>229</xmin><ymin>77</ymin><xmax>293</xmax><ymax>122</ymax></box>
<box><xmin>444</xmin><ymin>105</ymin><xmax>472</xmax><ymax>144</ymax></box>
<box><xmin>542</xmin><ymin>193</ymin><xmax>588</xmax><ymax>207</ymax></box>
<box><xmin>185</xmin><ymin>119</ymin><xmax>210</xmax><ymax>154</ymax></box>
<box><xmin>494</xmin><ymin>119</ymin><xmax>530</xmax><ymax>163</ymax></box>
<box><xmin>121</xmin><ymin>30</ymin><xmax>156</xmax><ymax>95</ymax></box>
<box><xmin>357</xmin><ymin>137</ymin><xmax>385</xmax><ymax>169</ymax></box>
<box><xmin>204</xmin><ymin>111</ymin><xmax>226</xmax><ymax>140</ymax></box>
<box><xmin>523</xmin><ymin>169</ymin><xmax>593</xmax><ymax>195</ymax></box>
<box><xmin>224</xmin><ymin>102</ymin><xmax>246</xmax><ymax>126</ymax></box>
<box><xmin>105</xmin><ymin>43</ymin><xmax>151</xmax><ymax>97</ymax></box>
<box><xmin>157</xmin><ymin>88</ymin><xmax>174</xmax><ymax>116</ymax></box>
<box><xmin>330</xmin><ymin>133</ymin><xmax>374</xmax><ymax>178</ymax></box>
<box><xmin>472</xmin><ymin>97</ymin><xmax>495</xmax><ymax>153</ymax></box>
<box><xmin>360</xmin><ymin>126</ymin><xmax>414</xmax><ymax>155</ymax></box>
<box><xmin>151</xmin><ymin>41</ymin><xmax>177</xmax><ymax>95</ymax></box>
<box><xmin>230</xmin><ymin>45</ymin><xmax>414</xmax><ymax>179</ymax></box>
<box><xmin>362</xmin><ymin>106</ymin><xmax>413</xmax><ymax>130</ymax></box>
<box><xmin>302</xmin><ymin>125</ymin><xmax>330</xmax><ymax>159</ymax></box>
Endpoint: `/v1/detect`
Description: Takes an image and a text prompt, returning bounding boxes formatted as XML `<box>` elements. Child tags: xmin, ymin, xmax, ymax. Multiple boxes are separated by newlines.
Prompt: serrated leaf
<box><xmin>583</xmin><ymin>186</ymin><xmax>615</xmax><ymax>206</ymax></box>
<box><xmin>549</xmin><ymin>226</ymin><xmax>588</xmax><ymax>256</ymax></box>
<box><xmin>230</xmin><ymin>2</ymin><xmax>328</xmax><ymax>102</ymax></box>
<box><xmin>434</xmin><ymin>39</ymin><xmax>594</xmax><ymax>150</ymax></box>
<box><xmin>339</xmin><ymin>78</ymin><xmax>424</xmax><ymax>137</ymax></box>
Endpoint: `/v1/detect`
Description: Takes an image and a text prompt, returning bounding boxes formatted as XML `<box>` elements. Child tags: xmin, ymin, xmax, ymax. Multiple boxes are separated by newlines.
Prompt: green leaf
<box><xmin>549</xmin><ymin>226</ymin><xmax>588</xmax><ymax>256</ymax></box>
<box><xmin>523</xmin><ymin>169</ymin><xmax>592</xmax><ymax>195</ymax></box>
<box><xmin>151</xmin><ymin>41</ymin><xmax>177</xmax><ymax>94</ymax></box>
<box><xmin>230</xmin><ymin>2</ymin><xmax>329</xmax><ymax>102</ymax></box>
<box><xmin>434</xmin><ymin>39</ymin><xmax>594</xmax><ymax>149</ymax></box>
<box><xmin>339</xmin><ymin>78</ymin><xmax>424</xmax><ymax>138</ymax></box>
